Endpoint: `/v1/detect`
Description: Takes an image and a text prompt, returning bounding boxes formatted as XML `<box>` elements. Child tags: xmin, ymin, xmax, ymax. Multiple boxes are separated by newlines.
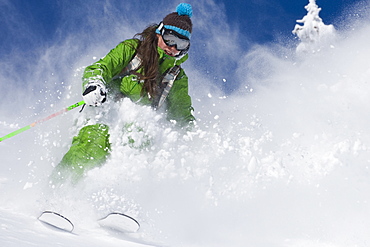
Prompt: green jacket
<box><xmin>82</xmin><ymin>39</ymin><xmax>195</xmax><ymax>126</ymax></box>
<box><xmin>54</xmin><ymin>40</ymin><xmax>195</xmax><ymax>183</ymax></box>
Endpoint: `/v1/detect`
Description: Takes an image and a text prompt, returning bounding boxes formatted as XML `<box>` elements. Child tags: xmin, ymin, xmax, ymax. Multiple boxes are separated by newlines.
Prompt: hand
<box><xmin>82</xmin><ymin>81</ymin><xmax>107</xmax><ymax>106</ymax></box>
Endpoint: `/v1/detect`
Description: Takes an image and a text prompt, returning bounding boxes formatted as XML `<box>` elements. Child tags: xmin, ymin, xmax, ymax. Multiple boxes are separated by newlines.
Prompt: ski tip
<box><xmin>99</xmin><ymin>212</ymin><xmax>140</xmax><ymax>233</ymax></box>
<box><xmin>38</xmin><ymin>211</ymin><xmax>74</xmax><ymax>233</ymax></box>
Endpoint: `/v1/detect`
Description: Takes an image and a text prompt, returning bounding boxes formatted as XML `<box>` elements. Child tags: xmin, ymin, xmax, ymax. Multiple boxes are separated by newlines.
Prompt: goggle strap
<box><xmin>156</xmin><ymin>22</ymin><xmax>164</xmax><ymax>35</ymax></box>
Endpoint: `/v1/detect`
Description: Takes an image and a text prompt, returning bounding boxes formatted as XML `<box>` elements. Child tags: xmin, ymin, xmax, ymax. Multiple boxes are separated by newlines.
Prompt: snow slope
<box><xmin>0</xmin><ymin>208</ymin><xmax>152</xmax><ymax>247</ymax></box>
<box><xmin>2</xmin><ymin>0</ymin><xmax>370</xmax><ymax>246</ymax></box>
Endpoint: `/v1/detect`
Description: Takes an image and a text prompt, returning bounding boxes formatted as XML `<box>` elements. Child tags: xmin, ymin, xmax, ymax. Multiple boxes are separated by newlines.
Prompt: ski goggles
<box><xmin>162</xmin><ymin>29</ymin><xmax>190</xmax><ymax>51</ymax></box>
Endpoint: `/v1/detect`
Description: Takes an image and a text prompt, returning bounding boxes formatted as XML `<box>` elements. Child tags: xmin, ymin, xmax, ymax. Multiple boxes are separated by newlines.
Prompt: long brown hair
<box><xmin>133</xmin><ymin>24</ymin><xmax>160</xmax><ymax>98</ymax></box>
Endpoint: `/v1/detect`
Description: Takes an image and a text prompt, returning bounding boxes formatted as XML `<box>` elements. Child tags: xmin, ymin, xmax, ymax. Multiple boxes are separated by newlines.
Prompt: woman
<box><xmin>54</xmin><ymin>3</ymin><xmax>195</xmax><ymax>181</ymax></box>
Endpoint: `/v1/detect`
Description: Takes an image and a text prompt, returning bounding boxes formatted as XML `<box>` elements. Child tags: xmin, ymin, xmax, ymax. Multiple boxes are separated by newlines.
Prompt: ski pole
<box><xmin>0</xmin><ymin>100</ymin><xmax>85</xmax><ymax>142</ymax></box>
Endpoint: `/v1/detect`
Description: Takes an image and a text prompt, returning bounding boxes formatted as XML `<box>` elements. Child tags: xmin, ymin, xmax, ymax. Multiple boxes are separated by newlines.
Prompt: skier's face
<box><xmin>157</xmin><ymin>34</ymin><xmax>180</xmax><ymax>57</ymax></box>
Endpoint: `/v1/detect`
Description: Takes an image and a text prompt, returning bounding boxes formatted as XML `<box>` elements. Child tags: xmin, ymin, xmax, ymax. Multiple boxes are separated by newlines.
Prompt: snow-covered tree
<box><xmin>292</xmin><ymin>0</ymin><xmax>336</xmax><ymax>53</ymax></box>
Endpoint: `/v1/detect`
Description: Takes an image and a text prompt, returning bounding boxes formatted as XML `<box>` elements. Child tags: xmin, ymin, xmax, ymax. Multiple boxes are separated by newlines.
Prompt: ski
<box><xmin>98</xmin><ymin>212</ymin><xmax>140</xmax><ymax>233</ymax></box>
<box><xmin>38</xmin><ymin>211</ymin><xmax>140</xmax><ymax>233</ymax></box>
<box><xmin>38</xmin><ymin>211</ymin><xmax>74</xmax><ymax>233</ymax></box>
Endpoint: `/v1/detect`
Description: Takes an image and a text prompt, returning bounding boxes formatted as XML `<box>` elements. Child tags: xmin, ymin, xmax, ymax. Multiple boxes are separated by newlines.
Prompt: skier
<box><xmin>53</xmin><ymin>3</ymin><xmax>195</xmax><ymax>182</ymax></box>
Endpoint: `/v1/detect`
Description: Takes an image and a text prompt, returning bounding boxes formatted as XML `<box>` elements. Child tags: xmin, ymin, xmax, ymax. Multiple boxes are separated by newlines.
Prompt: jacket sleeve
<box><xmin>166</xmin><ymin>69</ymin><xmax>195</xmax><ymax>127</ymax></box>
<box><xmin>82</xmin><ymin>39</ymin><xmax>138</xmax><ymax>89</ymax></box>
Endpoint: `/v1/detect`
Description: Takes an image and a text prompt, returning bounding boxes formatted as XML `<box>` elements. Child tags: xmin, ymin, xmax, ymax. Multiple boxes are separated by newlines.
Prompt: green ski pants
<box><xmin>52</xmin><ymin>123</ymin><xmax>111</xmax><ymax>182</ymax></box>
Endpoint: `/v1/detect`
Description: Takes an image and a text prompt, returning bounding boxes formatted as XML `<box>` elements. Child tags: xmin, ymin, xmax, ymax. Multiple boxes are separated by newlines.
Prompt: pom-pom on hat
<box><xmin>159</xmin><ymin>3</ymin><xmax>193</xmax><ymax>39</ymax></box>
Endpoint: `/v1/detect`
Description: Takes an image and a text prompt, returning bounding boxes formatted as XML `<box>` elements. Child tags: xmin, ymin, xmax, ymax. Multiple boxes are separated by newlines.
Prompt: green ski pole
<box><xmin>0</xmin><ymin>100</ymin><xmax>85</xmax><ymax>142</ymax></box>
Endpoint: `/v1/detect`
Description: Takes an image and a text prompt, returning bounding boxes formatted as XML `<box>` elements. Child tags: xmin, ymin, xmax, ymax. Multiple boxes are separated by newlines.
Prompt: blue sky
<box><xmin>215</xmin><ymin>0</ymin><xmax>362</xmax><ymax>43</ymax></box>
<box><xmin>0</xmin><ymin>0</ymin><xmax>367</xmax><ymax>96</ymax></box>
<box><xmin>0</xmin><ymin>0</ymin><xmax>364</xmax><ymax>57</ymax></box>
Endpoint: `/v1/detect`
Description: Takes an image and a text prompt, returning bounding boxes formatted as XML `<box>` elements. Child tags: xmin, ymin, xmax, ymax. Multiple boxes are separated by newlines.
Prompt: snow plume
<box><xmin>292</xmin><ymin>0</ymin><xmax>336</xmax><ymax>53</ymax></box>
<box><xmin>2</xmin><ymin>1</ymin><xmax>370</xmax><ymax>247</ymax></box>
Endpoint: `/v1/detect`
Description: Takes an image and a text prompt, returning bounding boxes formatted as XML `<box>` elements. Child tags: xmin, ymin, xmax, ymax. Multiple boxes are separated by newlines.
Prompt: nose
<box><xmin>168</xmin><ymin>44</ymin><xmax>178</xmax><ymax>52</ymax></box>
